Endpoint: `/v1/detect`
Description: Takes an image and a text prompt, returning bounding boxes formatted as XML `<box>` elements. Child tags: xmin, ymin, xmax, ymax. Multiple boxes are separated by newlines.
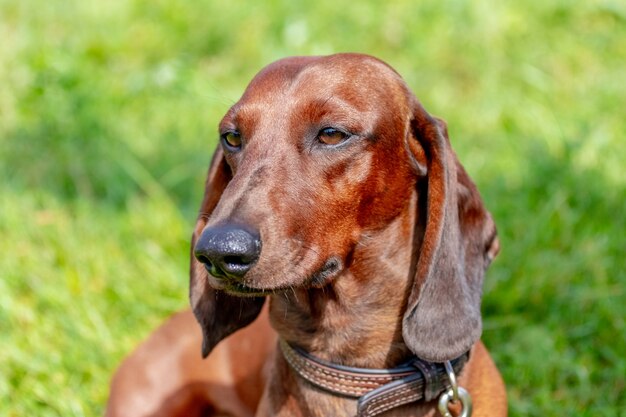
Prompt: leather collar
<box><xmin>279</xmin><ymin>339</ymin><xmax>469</xmax><ymax>417</ymax></box>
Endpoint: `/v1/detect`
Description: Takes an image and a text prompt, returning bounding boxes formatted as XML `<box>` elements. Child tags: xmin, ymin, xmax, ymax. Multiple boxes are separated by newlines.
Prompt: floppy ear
<box><xmin>402</xmin><ymin>102</ymin><xmax>499</xmax><ymax>362</ymax></box>
<box><xmin>189</xmin><ymin>147</ymin><xmax>266</xmax><ymax>358</ymax></box>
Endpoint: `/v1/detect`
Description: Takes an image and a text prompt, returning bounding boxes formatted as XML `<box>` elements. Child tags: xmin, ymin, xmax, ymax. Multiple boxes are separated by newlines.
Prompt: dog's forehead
<box><xmin>236</xmin><ymin>54</ymin><xmax>409</xmax><ymax>112</ymax></box>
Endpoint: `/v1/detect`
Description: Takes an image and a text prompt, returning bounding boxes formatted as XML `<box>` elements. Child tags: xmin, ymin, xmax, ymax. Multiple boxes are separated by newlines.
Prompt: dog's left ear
<box><xmin>402</xmin><ymin>101</ymin><xmax>499</xmax><ymax>362</ymax></box>
<box><xmin>189</xmin><ymin>147</ymin><xmax>266</xmax><ymax>358</ymax></box>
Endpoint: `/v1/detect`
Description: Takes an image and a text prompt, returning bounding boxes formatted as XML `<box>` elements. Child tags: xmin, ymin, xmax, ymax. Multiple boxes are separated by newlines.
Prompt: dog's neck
<box><xmin>268</xmin><ymin>193</ymin><xmax>421</xmax><ymax>369</ymax></box>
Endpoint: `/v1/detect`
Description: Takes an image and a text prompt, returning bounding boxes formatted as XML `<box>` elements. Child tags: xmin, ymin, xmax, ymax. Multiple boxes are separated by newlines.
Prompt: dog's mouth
<box><xmin>222</xmin><ymin>282</ymin><xmax>278</xmax><ymax>297</ymax></box>
<box><xmin>206</xmin><ymin>274</ymin><xmax>275</xmax><ymax>296</ymax></box>
<box><xmin>209</xmin><ymin>256</ymin><xmax>344</xmax><ymax>296</ymax></box>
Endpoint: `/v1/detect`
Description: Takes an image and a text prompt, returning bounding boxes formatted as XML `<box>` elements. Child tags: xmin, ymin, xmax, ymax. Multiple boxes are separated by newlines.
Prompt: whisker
<box><xmin>289</xmin><ymin>237</ymin><xmax>322</xmax><ymax>257</ymax></box>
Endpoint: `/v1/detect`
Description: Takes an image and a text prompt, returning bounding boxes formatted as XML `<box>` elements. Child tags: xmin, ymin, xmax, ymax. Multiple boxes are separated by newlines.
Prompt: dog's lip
<box><xmin>224</xmin><ymin>284</ymin><xmax>280</xmax><ymax>296</ymax></box>
<box><xmin>308</xmin><ymin>256</ymin><xmax>343</xmax><ymax>288</ymax></box>
<box><xmin>208</xmin><ymin>275</ymin><xmax>289</xmax><ymax>296</ymax></box>
<box><xmin>207</xmin><ymin>256</ymin><xmax>345</xmax><ymax>296</ymax></box>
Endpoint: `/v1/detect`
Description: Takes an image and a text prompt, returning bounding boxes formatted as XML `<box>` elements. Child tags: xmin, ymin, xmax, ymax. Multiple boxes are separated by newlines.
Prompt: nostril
<box><xmin>196</xmin><ymin>254</ymin><xmax>212</xmax><ymax>266</ymax></box>
<box><xmin>224</xmin><ymin>255</ymin><xmax>249</xmax><ymax>266</ymax></box>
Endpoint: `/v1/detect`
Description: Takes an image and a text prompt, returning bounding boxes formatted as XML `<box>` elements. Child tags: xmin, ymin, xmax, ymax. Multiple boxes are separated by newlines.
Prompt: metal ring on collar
<box><xmin>438</xmin><ymin>386</ymin><xmax>472</xmax><ymax>417</ymax></box>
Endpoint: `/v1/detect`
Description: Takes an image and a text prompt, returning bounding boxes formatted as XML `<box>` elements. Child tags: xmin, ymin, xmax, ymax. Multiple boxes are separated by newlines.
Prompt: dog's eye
<box><xmin>317</xmin><ymin>128</ymin><xmax>349</xmax><ymax>145</ymax></box>
<box><xmin>221</xmin><ymin>131</ymin><xmax>242</xmax><ymax>150</ymax></box>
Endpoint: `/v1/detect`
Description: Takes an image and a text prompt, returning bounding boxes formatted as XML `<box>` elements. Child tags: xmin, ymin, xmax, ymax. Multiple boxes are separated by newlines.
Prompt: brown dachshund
<box><xmin>107</xmin><ymin>53</ymin><xmax>506</xmax><ymax>417</ymax></box>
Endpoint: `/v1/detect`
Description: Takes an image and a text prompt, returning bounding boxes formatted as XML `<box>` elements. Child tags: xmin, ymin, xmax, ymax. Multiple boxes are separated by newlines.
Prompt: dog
<box><xmin>107</xmin><ymin>53</ymin><xmax>507</xmax><ymax>417</ymax></box>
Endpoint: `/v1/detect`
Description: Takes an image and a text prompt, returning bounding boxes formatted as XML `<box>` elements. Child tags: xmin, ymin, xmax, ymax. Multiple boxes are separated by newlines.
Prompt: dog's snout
<box><xmin>194</xmin><ymin>225</ymin><xmax>261</xmax><ymax>279</ymax></box>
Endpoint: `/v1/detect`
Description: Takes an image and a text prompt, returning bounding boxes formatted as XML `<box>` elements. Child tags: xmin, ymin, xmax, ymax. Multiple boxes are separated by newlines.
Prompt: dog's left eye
<box><xmin>317</xmin><ymin>128</ymin><xmax>349</xmax><ymax>145</ymax></box>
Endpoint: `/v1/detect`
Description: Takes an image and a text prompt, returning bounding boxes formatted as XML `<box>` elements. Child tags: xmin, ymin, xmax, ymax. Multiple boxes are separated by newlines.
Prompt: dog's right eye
<box><xmin>221</xmin><ymin>131</ymin><xmax>242</xmax><ymax>150</ymax></box>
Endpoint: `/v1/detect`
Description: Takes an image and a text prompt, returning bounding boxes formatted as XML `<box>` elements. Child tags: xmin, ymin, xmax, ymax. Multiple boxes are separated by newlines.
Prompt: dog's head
<box><xmin>190</xmin><ymin>53</ymin><xmax>499</xmax><ymax>362</ymax></box>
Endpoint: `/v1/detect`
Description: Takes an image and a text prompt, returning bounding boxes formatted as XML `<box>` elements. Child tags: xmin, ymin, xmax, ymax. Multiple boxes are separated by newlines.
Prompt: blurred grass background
<box><xmin>1</xmin><ymin>0</ymin><xmax>624</xmax><ymax>415</ymax></box>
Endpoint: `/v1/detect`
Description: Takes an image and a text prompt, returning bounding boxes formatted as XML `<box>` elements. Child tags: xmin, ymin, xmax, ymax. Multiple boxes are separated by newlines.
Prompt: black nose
<box><xmin>194</xmin><ymin>225</ymin><xmax>261</xmax><ymax>279</ymax></box>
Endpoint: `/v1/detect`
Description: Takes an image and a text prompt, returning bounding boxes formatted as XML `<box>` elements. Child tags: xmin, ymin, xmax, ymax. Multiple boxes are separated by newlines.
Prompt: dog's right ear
<box><xmin>189</xmin><ymin>147</ymin><xmax>265</xmax><ymax>358</ymax></box>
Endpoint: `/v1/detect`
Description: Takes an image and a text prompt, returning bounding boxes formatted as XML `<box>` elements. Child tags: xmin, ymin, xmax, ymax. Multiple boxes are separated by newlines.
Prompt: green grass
<box><xmin>1</xmin><ymin>0</ymin><xmax>624</xmax><ymax>415</ymax></box>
